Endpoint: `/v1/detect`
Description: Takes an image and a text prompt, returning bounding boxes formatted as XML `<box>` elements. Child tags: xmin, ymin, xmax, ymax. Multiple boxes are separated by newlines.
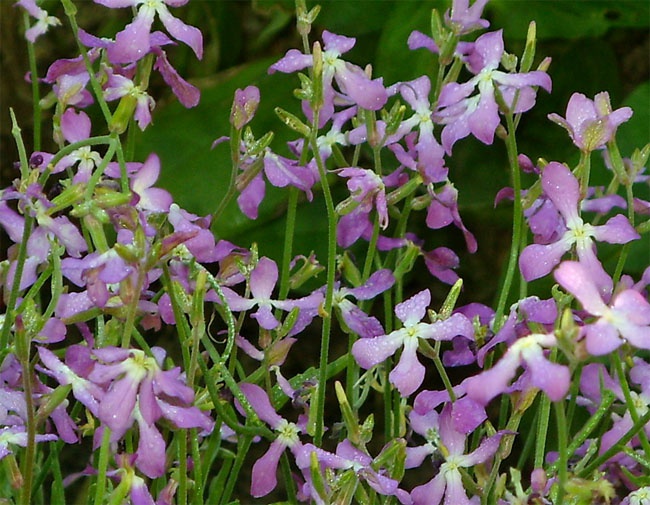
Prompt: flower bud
<box><xmin>109</xmin><ymin>94</ymin><xmax>137</xmax><ymax>134</ymax></box>
<box><xmin>230</xmin><ymin>86</ymin><xmax>260</xmax><ymax>130</ymax></box>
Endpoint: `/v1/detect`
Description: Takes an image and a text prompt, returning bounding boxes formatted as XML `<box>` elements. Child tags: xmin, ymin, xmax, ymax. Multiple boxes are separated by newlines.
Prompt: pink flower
<box><xmin>548</xmin><ymin>91</ymin><xmax>633</xmax><ymax>152</ymax></box>
<box><xmin>555</xmin><ymin>261</ymin><xmax>650</xmax><ymax>355</ymax></box>
<box><xmin>352</xmin><ymin>289</ymin><xmax>474</xmax><ymax>397</ymax></box>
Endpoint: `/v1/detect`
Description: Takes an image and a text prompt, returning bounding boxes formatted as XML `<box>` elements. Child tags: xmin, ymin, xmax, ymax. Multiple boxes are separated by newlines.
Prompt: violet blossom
<box><xmin>548</xmin><ymin>91</ymin><xmax>633</xmax><ymax>152</ymax></box>
<box><xmin>332</xmin><ymin>268</ymin><xmax>395</xmax><ymax>338</ymax></box>
<box><xmin>352</xmin><ymin>289</ymin><xmax>474</xmax><ymax>397</ymax></box>
<box><xmin>221</xmin><ymin>257</ymin><xmax>323</xmax><ymax>334</ymax></box>
<box><xmin>410</xmin><ymin>403</ymin><xmax>507</xmax><ymax>505</ymax></box>
<box><xmin>237</xmin><ymin>383</ymin><xmax>305</xmax><ymax>497</ymax></box>
<box><xmin>88</xmin><ymin>347</ymin><xmax>214</xmax><ymax>478</ymax></box>
<box><xmin>554</xmin><ymin>261</ymin><xmax>650</xmax><ymax>355</ymax></box>
<box><xmin>15</xmin><ymin>0</ymin><xmax>61</xmax><ymax>43</ymax></box>
<box><xmin>94</xmin><ymin>0</ymin><xmax>203</xmax><ymax>64</ymax></box>
<box><xmin>269</xmin><ymin>30</ymin><xmax>387</xmax><ymax>120</ymax></box>
<box><xmin>435</xmin><ymin>30</ymin><xmax>552</xmax><ymax>154</ymax></box>
<box><xmin>519</xmin><ymin>162</ymin><xmax>639</xmax><ymax>294</ymax></box>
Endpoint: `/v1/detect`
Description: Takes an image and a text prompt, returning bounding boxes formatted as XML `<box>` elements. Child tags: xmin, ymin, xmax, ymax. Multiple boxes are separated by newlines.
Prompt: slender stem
<box><xmin>493</xmin><ymin>112</ymin><xmax>524</xmax><ymax>331</ymax></box>
<box><xmin>178</xmin><ymin>431</ymin><xmax>188</xmax><ymax>505</ymax></box>
<box><xmin>309</xmin><ymin>109</ymin><xmax>337</xmax><ymax>445</ymax></box>
<box><xmin>279</xmin><ymin>188</ymin><xmax>299</xmax><ymax>299</ymax></box>
<box><xmin>553</xmin><ymin>401</ymin><xmax>568</xmax><ymax>505</ymax></box>
<box><xmin>93</xmin><ymin>427</ymin><xmax>112</xmax><ymax>505</ymax></box>
<box><xmin>534</xmin><ymin>394</ymin><xmax>551</xmax><ymax>469</ymax></box>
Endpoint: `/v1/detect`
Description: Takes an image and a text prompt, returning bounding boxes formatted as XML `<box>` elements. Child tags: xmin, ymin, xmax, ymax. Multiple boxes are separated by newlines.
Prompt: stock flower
<box><xmin>15</xmin><ymin>0</ymin><xmax>61</xmax><ymax>42</ymax></box>
<box><xmin>392</xmin><ymin>76</ymin><xmax>447</xmax><ymax>183</ymax></box>
<box><xmin>548</xmin><ymin>91</ymin><xmax>633</xmax><ymax>152</ymax></box>
<box><xmin>352</xmin><ymin>289</ymin><xmax>474</xmax><ymax>397</ymax></box>
<box><xmin>332</xmin><ymin>269</ymin><xmax>395</xmax><ymax>338</ymax></box>
<box><xmin>410</xmin><ymin>404</ymin><xmax>506</xmax><ymax>505</ymax></box>
<box><xmin>445</xmin><ymin>0</ymin><xmax>490</xmax><ymax>34</ymax></box>
<box><xmin>426</xmin><ymin>182</ymin><xmax>478</xmax><ymax>253</ymax></box>
<box><xmin>296</xmin><ymin>440</ymin><xmax>412</xmax><ymax>504</ymax></box>
<box><xmin>555</xmin><ymin>261</ymin><xmax>650</xmax><ymax>355</ymax></box>
<box><xmin>269</xmin><ymin>30</ymin><xmax>387</xmax><ymax>119</ymax></box>
<box><xmin>466</xmin><ymin>331</ymin><xmax>570</xmax><ymax>405</ymax></box>
<box><xmin>230</xmin><ymin>85</ymin><xmax>260</xmax><ymax>130</ymax></box>
<box><xmin>89</xmin><ymin>347</ymin><xmax>214</xmax><ymax>478</ymax></box>
<box><xmin>519</xmin><ymin>162</ymin><xmax>639</xmax><ymax>294</ymax></box>
<box><xmin>435</xmin><ymin>30</ymin><xmax>552</xmax><ymax>154</ymax></box>
<box><xmin>104</xmin><ymin>73</ymin><xmax>156</xmax><ymax>130</ymax></box>
<box><xmin>336</xmin><ymin>167</ymin><xmax>390</xmax><ymax>247</ymax></box>
<box><xmin>237</xmin><ymin>383</ymin><xmax>305</xmax><ymax>497</ymax></box>
<box><xmin>235</xmin><ymin>148</ymin><xmax>316</xmax><ymax>220</ymax></box>
<box><xmin>94</xmin><ymin>0</ymin><xmax>203</xmax><ymax>64</ymax></box>
<box><xmin>0</xmin><ymin>426</ymin><xmax>57</xmax><ymax>461</ymax></box>
<box><xmin>221</xmin><ymin>257</ymin><xmax>323</xmax><ymax>333</ymax></box>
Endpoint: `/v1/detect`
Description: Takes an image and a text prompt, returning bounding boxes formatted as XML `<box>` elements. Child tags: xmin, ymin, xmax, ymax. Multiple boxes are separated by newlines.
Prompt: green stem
<box><xmin>309</xmin><ymin>110</ymin><xmax>337</xmax><ymax>445</ymax></box>
<box><xmin>178</xmin><ymin>431</ymin><xmax>188</xmax><ymax>505</ymax></box>
<box><xmin>493</xmin><ymin>112</ymin><xmax>524</xmax><ymax>331</ymax></box>
<box><xmin>93</xmin><ymin>427</ymin><xmax>112</xmax><ymax>505</ymax></box>
<box><xmin>553</xmin><ymin>401</ymin><xmax>568</xmax><ymax>505</ymax></box>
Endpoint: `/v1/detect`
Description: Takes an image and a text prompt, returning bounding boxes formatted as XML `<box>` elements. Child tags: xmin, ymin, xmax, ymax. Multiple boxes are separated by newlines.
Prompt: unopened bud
<box><xmin>109</xmin><ymin>94</ymin><xmax>137</xmax><ymax>134</ymax></box>
<box><xmin>230</xmin><ymin>86</ymin><xmax>260</xmax><ymax>130</ymax></box>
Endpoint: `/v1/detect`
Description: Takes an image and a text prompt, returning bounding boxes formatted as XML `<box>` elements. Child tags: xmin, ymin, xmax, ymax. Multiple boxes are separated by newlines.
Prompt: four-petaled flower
<box><xmin>352</xmin><ymin>289</ymin><xmax>474</xmax><ymax>397</ymax></box>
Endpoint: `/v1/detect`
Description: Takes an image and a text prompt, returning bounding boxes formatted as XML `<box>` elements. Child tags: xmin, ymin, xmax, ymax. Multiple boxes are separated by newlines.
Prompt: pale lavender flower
<box><xmin>426</xmin><ymin>182</ymin><xmax>478</xmax><ymax>253</ymax></box>
<box><xmin>221</xmin><ymin>257</ymin><xmax>323</xmax><ymax>333</ymax></box>
<box><xmin>15</xmin><ymin>0</ymin><xmax>61</xmax><ymax>42</ymax></box>
<box><xmin>410</xmin><ymin>404</ymin><xmax>506</xmax><ymax>505</ymax></box>
<box><xmin>352</xmin><ymin>289</ymin><xmax>474</xmax><ymax>397</ymax></box>
<box><xmin>230</xmin><ymin>85</ymin><xmax>260</xmax><ymax>130</ymax></box>
<box><xmin>519</xmin><ymin>162</ymin><xmax>639</xmax><ymax>295</ymax></box>
<box><xmin>391</xmin><ymin>76</ymin><xmax>447</xmax><ymax>183</ymax></box>
<box><xmin>94</xmin><ymin>0</ymin><xmax>203</xmax><ymax>64</ymax></box>
<box><xmin>129</xmin><ymin>153</ymin><xmax>173</xmax><ymax>213</ymax></box>
<box><xmin>548</xmin><ymin>91</ymin><xmax>633</xmax><ymax>152</ymax></box>
<box><xmin>466</xmin><ymin>331</ymin><xmax>570</xmax><ymax>405</ymax></box>
<box><xmin>104</xmin><ymin>73</ymin><xmax>156</xmax><ymax>130</ymax></box>
<box><xmin>445</xmin><ymin>0</ymin><xmax>490</xmax><ymax>34</ymax></box>
<box><xmin>332</xmin><ymin>269</ymin><xmax>395</xmax><ymax>338</ymax></box>
<box><xmin>237</xmin><ymin>383</ymin><xmax>304</xmax><ymax>497</ymax></box>
<box><xmin>269</xmin><ymin>30</ymin><xmax>387</xmax><ymax>119</ymax></box>
<box><xmin>555</xmin><ymin>261</ymin><xmax>650</xmax><ymax>355</ymax></box>
<box><xmin>435</xmin><ymin>30</ymin><xmax>552</xmax><ymax>154</ymax></box>
<box><xmin>37</xmin><ymin>346</ymin><xmax>103</xmax><ymax>417</ymax></box>
<box><xmin>0</xmin><ymin>426</ymin><xmax>57</xmax><ymax>461</ymax></box>
<box><xmin>89</xmin><ymin>347</ymin><xmax>214</xmax><ymax>478</ymax></box>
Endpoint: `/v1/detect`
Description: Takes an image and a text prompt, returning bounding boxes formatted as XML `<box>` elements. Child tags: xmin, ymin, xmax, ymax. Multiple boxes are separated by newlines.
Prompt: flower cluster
<box><xmin>2</xmin><ymin>0</ymin><xmax>649</xmax><ymax>503</ymax></box>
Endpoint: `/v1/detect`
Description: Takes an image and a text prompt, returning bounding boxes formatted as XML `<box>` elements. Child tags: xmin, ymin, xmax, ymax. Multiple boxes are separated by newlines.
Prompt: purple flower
<box><xmin>237</xmin><ymin>383</ymin><xmax>304</xmax><ymax>497</ymax></box>
<box><xmin>221</xmin><ymin>257</ymin><xmax>323</xmax><ymax>333</ymax></box>
<box><xmin>426</xmin><ymin>182</ymin><xmax>477</xmax><ymax>253</ymax></box>
<box><xmin>435</xmin><ymin>30</ymin><xmax>552</xmax><ymax>154</ymax></box>
<box><xmin>0</xmin><ymin>426</ymin><xmax>57</xmax><ymax>461</ymax></box>
<box><xmin>235</xmin><ymin>148</ymin><xmax>316</xmax><ymax>220</ymax></box>
<box><xmin>88</xmin><ymin>347</ymin><xmax>214</xmax><ymax>478</ymax></box>
<box><xmin>269</xmin><ymin>30</ymin><xmax>387</xmax><ymax>119</ymax></box>
<box><xmin>15</xmin><ymin>0</ymin><xmax>61</xmax><ymax>42</ymax></box>
<box><xmin>391</xmin><ymin>76</ymin><xmax>447</xmax><ymax>183</ymax></box>
<box><xmin>332</xmin><ymin>269</ymin><xmax>395</xmax><ymax>338</ymax></box>
<box><xmin>466</xmin><ymin>331</ymin><xmax>570</xmax><ymax>405</ymax></box>
<box><xmin>230</xmin><ymin>85</ymin><xmax>260</xmax><ymax>130</ymax></box>
<box><xmin>445</xmin><ymin>0</ymin><xmax>490</xmax><ymax>34</ymax></box>
<box><xmin>548</xmin><ymin>91</ymin><xmax>633</xmax><ymax>152</ymax></box>
<box><xmin>352</xmin><ymin>289</ymin><xmax>474</xmax><ymax>397</ymax></box>
<box><xmin>519</xmin><ymin>162</ymin><xmax>640</xmax><ymax>295</ymax></box>
<box><xmin>104</xmin><ymin>73</ymin><xmax>156</xmax><ymax>130</ymax></box>
<box><xmin>555</xmin><ymin>261</ymin><xmax>650</xmax><ymax>355</ymax></box>
<box><xmin>410</xmin><ymin>404</ymin><xmax>506</xmax><ymax>505</ymax></box>
<box><xmin>95</xmin><ymin>0</ymin><xmax>203</xmax><ymax>64</ymax></box>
